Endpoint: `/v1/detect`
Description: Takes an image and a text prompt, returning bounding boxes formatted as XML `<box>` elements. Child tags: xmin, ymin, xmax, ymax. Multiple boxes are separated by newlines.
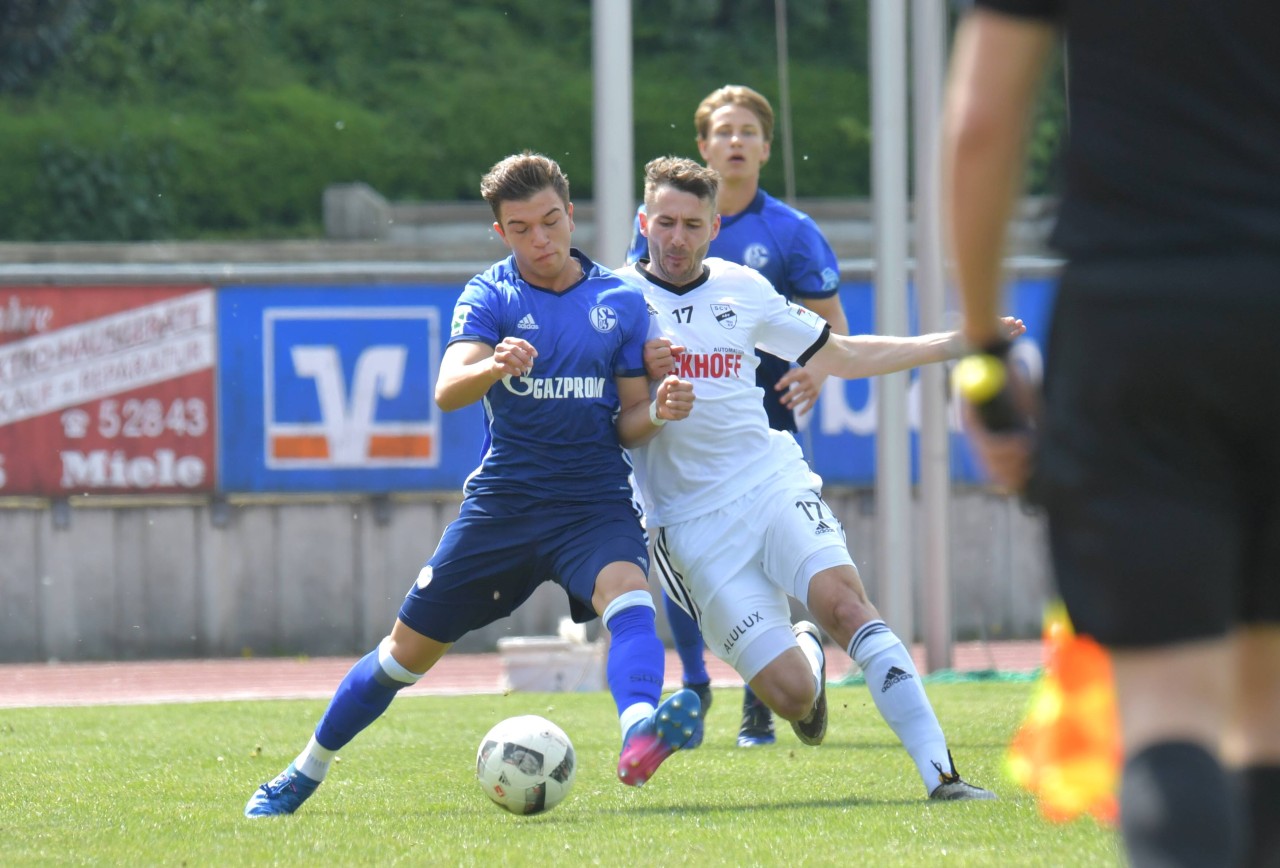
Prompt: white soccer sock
<box><xmin>619</xmin><ymin>701</ymin><xmax>656</xmax><ymax>741</ymax></box>
<box><xmin>795</xmin><ymin>629</ymin><xmax>824</xmax><ymax>705</ymax></box>
<box><xmin>294</xmin><ymin>734</ymin><xmax>337</xmax><ymax>782</ymax></box>
<box><xmin>848</xmin><ymin>620</ymin><xmax>951</xmax><ymax>795</ymax></box>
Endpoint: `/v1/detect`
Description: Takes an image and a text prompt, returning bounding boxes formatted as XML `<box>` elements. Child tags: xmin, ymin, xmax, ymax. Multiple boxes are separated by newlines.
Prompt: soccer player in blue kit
<box><xmin>245</xmin><ymin>151</ymin><xmax>700</xmax><ymax>817</ymax></box>
<box><xmin>627</xmin><ymin>85</ymin><xmax>850</xmax><ymax>747</ymax></box>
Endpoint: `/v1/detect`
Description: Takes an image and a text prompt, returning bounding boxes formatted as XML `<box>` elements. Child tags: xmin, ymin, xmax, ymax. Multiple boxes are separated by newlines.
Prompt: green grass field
<box><xmin>0</xmin><ymin>683</ymin><xmax>1122</xmax><ymax>866</ymax></box>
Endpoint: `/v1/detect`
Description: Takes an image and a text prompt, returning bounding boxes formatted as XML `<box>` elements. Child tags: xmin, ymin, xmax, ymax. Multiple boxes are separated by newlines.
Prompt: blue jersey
<box><xmin>447</xmin><ymin>249</ymin><xmax>648</xmax><ymax>502</ymax></box>
<box><xmin>626</xmin><ymin>189</ymin><xmax>840</xmax><ymax>431</ymax></box>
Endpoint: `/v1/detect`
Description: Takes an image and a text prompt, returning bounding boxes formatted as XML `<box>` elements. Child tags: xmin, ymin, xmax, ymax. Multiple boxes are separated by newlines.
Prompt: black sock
<box><xmin>1120</xmin><ymin>742</ymin><xmax>1242</xmax><ymax>868</ymax></box>
<box><xmin>1239</xmin><ymin>764</ymin><xmax>1280</xmax><ymax>868</ymax></box>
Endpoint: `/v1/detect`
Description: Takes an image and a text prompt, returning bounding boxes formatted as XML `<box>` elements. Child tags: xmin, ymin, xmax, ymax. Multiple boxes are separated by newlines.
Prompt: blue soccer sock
<box><xmin>603</xmin><ymin>590</ymin><xmax>664</xmax><ymax>738</ymax></box>
<box><xmin>742</xmin><ymin>683</ymin><xmax>768</xmax><ymax>712</ymax></box>
<box><xmin>663</xmin><ymin>590</ymin><xmax>709</xmax><ymax>686</ymax></box>
<box><xmin>312</xmin><ymin>638</ymin><xmax>423</xmax><ymax>764</ymax></box>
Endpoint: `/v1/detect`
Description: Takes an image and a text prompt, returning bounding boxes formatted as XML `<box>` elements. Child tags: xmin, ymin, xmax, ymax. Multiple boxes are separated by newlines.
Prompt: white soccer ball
<box><xmin>475</xmin><ymin>715</ymin><xmax>576</xmax><ymax>815</ymax></box>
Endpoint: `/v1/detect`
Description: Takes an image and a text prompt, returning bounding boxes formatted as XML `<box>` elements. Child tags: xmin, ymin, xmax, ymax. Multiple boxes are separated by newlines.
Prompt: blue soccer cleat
<box><xmin>617</xmin><ymin>687</ymin><xmax>702</xmax><ymax>787</ymax></box>
<box><xmin>244</xmin><ymin>763</ymin><xmax>321</xmax><ymax>817</ymax></box>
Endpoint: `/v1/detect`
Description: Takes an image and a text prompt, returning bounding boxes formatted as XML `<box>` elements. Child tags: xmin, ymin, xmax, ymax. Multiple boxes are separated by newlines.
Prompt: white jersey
<box><xmin>619</xmin><ymin>257</ymin><xmax>829</xmax><ymax>527</ymax></box>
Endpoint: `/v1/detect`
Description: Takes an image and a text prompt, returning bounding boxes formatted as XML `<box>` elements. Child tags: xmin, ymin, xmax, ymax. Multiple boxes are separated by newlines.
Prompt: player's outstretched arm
<box><xmin>435</xmin><ymin>337</ymin><xmax>538</xmax><ymax>411</ymax></box>
<box><xmin>616</xmin><ymin>374</ymin><xmax>693</xmax><ymax>448</ymax></box>
<box><xmin>805</xmin><ymin>316</ymin><xmax>1024</xmax><ymax>382</ymax></box>
<box><xmin>779</xmin><ymin>296</ymin><xmax>850</xmax><ymax>417</ymax></box>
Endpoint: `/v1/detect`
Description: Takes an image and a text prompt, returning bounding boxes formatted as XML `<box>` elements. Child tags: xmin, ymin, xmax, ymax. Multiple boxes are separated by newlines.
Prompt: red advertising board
<box><xmin>0</xmin><ymin>286</ymin><xmax>217</xmax><ymax>496</ymax></box>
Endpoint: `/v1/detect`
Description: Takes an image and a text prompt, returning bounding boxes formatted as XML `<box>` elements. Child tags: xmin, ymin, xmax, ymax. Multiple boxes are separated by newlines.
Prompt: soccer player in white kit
<box><xmin>621</xmin><ymin>156</ymin><xmax>1021</xmax><ymax>800</ymax></box>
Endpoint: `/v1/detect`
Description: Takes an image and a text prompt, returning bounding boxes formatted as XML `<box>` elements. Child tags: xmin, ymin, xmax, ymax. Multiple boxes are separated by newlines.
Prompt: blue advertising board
<box><xmin>218</xmin><ymin>285</ymin><xmax>483</xmax><ymax>492</ymax></box>
<box><xmin>214</xmin><ymin>277</ymin><xmax>1056</xmax><ymax>493</ymax></box>
<box><xmin>804</xmin><ymin>276</ymin><xmax>1056</xmax><ymax>485</ymax></box>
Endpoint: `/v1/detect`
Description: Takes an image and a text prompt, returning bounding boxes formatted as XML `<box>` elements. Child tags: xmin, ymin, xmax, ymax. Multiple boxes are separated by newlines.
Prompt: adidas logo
<box><xmin>517</xmin><ymin>313</ymin><xmax>539</xmax><ymax>330</ymax></box>
<box><xmin>814</xmin><ymin>520</ymin><xmax>835</xmax><ymax>536</ymax></box>
<box><xmin>881</xmin><ymin>666</ymin><xmax>913</xmax><ymax>693</ymax></box>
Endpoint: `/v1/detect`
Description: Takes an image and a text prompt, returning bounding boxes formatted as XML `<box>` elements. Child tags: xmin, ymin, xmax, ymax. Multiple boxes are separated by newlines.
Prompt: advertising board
<box><xmin>0</xmin><ymin>286</ymin><xmax>216</xmax><ymax>495</ymax></box>
<box><xmin>218</xmin><ymin>285</ymin><xmax>483</xmax><ymax>492</ymax></box>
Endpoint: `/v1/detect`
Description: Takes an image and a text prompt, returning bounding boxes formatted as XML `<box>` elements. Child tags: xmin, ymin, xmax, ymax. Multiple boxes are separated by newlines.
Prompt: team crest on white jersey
<box><xmin>711</xmin><ymin>304</ymin><xmax>738</xmax><ymax>329</ymax></box>
<box><xmin>589</xmin><ymin>304</ymin><xmax>619</xmax><ymax>333</ymax></box>
<box><xmin>743</xmin><ymin>243</ymin><xmax>770</xmax><ymax>270</ymax></box>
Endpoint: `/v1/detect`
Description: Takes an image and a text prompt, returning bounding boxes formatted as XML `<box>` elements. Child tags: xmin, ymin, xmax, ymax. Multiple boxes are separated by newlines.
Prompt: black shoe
<box><xmin>736</xmin><ymin>692</ymin><xmax>776</xmax><ymax>747</ymax></box>
<box><xmin>928</xmin><ymin>751</ymin><xmax>997</xmax><ymax>800</ymax></box>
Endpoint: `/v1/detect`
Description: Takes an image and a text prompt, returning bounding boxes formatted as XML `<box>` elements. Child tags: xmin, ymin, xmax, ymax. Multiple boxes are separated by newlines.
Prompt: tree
<box><xmin>0</xmin><ymin>0</ymin><xmax>91</xmax><ymax>95</ymax></box>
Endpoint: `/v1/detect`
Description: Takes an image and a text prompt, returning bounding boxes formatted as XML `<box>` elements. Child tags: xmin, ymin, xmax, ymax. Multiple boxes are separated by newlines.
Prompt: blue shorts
<box><xmin>398</xmin><ymin>496</ymin><xmax>649</xmax><ymax>643</ymax></box>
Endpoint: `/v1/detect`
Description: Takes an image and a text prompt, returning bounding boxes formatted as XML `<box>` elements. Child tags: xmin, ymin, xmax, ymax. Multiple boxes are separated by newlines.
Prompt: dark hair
<box><xmin>643</xmin><ymin>155</ymin><xmax>720</xmax><ymax>207</ymax></box>
<box><xmin>480</xmin><ymin>151</ymin><xmax>570</xmax><ymax>221</ymax></box>
<box><xmin>694</xmin><ymin>85</ymin><xmax>775</xmax><ymax>143</ymax></box>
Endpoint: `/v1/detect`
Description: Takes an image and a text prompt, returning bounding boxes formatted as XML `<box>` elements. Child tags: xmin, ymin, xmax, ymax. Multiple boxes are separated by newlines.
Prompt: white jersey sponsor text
<box><xmin>619</xmin><ymin>258</ymin><xmax>826</xmax><ymax>526</ymax></box>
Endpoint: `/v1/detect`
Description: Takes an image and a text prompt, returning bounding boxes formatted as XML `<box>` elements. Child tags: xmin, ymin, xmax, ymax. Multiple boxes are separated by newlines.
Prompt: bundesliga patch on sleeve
<box><xmin>451</xmin><ymin>304</ymin><xmax>471</xmax><ymax>336</ymax></box>
<box><xmin>788</xmin><ymin>304</ymin><xmax>822</xmax><ymax>327</ymax></box>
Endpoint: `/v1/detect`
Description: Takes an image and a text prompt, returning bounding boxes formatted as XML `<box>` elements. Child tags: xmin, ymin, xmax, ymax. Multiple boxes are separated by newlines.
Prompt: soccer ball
<box><xmin>475</xmin><ymin>715</ymin><xmax>576</xmax><ymax>815</ymax></box>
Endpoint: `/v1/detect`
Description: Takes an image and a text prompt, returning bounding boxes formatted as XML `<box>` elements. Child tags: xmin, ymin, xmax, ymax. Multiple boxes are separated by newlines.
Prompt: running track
<box><xmin>0</xmin><ymin>641</ymin><xmax>1041</xmax><ymax>709</ymax></box>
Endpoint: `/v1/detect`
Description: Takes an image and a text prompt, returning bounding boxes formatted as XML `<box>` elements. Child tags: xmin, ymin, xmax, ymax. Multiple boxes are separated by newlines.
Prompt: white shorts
<box><xmin>653</xmin><ymin>475</ymin><xmax>854</xmax><ymax>681</ymax></box>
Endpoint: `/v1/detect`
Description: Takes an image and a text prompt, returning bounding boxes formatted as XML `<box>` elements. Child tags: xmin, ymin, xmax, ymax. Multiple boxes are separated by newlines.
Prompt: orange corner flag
<box><xmin>1006</xmin><ymin>602</ymin><xmax>1120</xmax><ymax>824</ymax></box>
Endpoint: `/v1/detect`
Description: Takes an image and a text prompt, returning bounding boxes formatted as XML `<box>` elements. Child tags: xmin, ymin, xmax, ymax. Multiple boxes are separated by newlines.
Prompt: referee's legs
<box><xmin>1112</xmin><ymin>639</ymin><xmax>1241</xmax><ymax>867</ymax></box>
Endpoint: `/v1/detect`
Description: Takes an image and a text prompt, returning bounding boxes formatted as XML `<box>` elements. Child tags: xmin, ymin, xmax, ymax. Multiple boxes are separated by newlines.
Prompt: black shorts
<box><xmin>1034</xmin><ymin>259</ymin><xmax>1280</xmax><ymax>648</ymax></box>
